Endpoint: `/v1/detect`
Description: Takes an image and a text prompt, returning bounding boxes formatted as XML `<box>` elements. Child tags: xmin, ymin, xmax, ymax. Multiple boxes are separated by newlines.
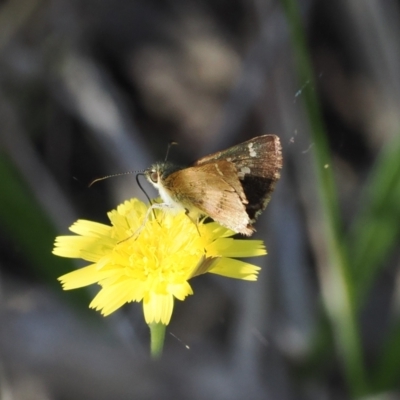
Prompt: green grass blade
<box><xmin>347</xmin><ymin>135</ymin><xmax>400</xmax><ymax>391</ymax></box>
<box><xmin>372</xmin><ymin>320</ymin><xmax>400</xmax><ymax>392</ymax></box>
<box><xmin>348</xmin><ymin>136</ymin><xmax>400</xmax><ymax>300</ymax></box>
<box><xmin>281</xmin><ymin>0</ymin><xmax>368</xmax><ymax>396</ymax></box>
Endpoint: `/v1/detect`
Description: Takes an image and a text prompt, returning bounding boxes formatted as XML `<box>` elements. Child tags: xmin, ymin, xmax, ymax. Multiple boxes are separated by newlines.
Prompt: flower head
<box><xmin>53</xmin><ymin>198</ymin><xmax>266</xmax><ymax>325</ymax></box>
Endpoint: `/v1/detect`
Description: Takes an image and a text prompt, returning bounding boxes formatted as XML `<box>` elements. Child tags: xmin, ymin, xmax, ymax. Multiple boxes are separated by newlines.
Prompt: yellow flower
<box><xmin>53</xmin><ymin>198</ymin><xmax>266</xmax><ymax>325</ymax></box>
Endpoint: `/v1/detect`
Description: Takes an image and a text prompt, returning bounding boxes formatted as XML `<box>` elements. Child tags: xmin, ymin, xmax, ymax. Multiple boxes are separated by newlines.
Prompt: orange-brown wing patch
<box><xmin>163</xmin><ymin>161</ymin><xmax>253</xmax><ymax>235</ymax></box>
<box><xmin>193</xmin><ymin>135</ymin><xmax>282</xmax><ymax>222</ymax></box>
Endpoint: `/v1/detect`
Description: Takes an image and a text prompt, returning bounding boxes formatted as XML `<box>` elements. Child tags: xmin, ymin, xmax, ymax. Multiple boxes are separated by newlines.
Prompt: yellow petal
<box><xmin>143</xmin><ymin>292</ymin><xmax>174</xmax><ymax>325</ymax></box>
<box><xmin>207</xmin><ymin>238</ymin><xmax>266</xmax><ymax>258</ymax></box>
<box><xmin>52</xmin><ymin>236</ymin><xmax>113</xmax><ymax>262</ymax></box>
<box><xmin>169</xmin><ymin>282</ymin><xmax>193</xmax><ymax>300</ymax></box>
<box><xmin>90</xmin><ymin>279</ymin><xmax>144</xmax><ymax>315</ymax></box>
<box><xmin>58</xmin><ymin>264</ymin><xmax>115</xmax><ymax>289</ymax></box>
<box><xmin>209</xmin><ymin>258</ymin><xmax>261</xmax><ymax>281</ymax></box>
<box><xmin>69</xmin><ymin>220</ymin><xmax>111</xmax><ymax>237</ymax></box>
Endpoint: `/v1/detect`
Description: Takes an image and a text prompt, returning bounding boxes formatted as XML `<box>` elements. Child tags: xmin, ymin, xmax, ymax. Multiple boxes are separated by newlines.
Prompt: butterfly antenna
<box><xmin>164</xmin><ymin>140</ymin><xmax>178</xmax><ymax>162</ymax></box>
<box><xmin>88</xmin><ymin>171</ymin><xmax>143</xmax><ymax>187</ymax></box>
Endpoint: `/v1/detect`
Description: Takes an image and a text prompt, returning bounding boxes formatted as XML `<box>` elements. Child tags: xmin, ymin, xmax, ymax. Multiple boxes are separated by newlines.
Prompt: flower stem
<box><xmin>149</xmin><ymin>322</ymin><xmax>166</xmax><ymax>358</ymax></box>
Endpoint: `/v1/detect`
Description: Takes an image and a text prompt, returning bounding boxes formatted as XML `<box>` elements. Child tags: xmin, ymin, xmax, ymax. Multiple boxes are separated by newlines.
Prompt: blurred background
<box><xmin>1</xmin><ymin>0</ymin><xmax>400</xmax><ymax>399</ymax></box>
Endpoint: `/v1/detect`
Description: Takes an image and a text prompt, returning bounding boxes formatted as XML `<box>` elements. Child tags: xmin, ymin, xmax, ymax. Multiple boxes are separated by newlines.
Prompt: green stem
<box><xmin>149</xmin><ymin>322</ymin><xmax>166</xmax><ymax>359</ymax></box>
<box><xmin>280</xmin><ymin>0</ymin><xmax>368</xmax><ymax>397</ymax></box>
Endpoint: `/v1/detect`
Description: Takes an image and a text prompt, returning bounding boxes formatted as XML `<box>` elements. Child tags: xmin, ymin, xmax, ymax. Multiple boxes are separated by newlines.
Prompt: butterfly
<box><xmin>144</xmin><ymin>135</ymin><xmax>282</xmax><ymax>235</ymax></box>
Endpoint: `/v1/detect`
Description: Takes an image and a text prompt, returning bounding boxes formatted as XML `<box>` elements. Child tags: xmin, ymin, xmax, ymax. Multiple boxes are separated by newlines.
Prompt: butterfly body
<box><xmin>145</xmin><ymin>135</ymin><xmax>282</xmax><ymax>235</ymax></box>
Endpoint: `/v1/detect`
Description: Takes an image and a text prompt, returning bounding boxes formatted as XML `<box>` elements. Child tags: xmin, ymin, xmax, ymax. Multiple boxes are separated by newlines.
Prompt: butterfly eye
<box><xmin>150</xmin><ymin>171</ymin><xmax>158</xmax><ymax>183</ymax></box>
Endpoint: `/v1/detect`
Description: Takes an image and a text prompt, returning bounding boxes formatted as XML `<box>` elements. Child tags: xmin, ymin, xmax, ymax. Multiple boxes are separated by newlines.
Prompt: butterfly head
<box><xmin>144</xmin><ymin>163</ymin><xmax>162</xmax><ymax>190</ymax></box>
<box><xmin>144</xmin><ymin>162</ymin><xmax>180</xmax><ymax>188</ymax></box>
<box><xmin>144</xmin><ymin>162</ymin><xmax>186</xmax><ymax>209</ymax></box>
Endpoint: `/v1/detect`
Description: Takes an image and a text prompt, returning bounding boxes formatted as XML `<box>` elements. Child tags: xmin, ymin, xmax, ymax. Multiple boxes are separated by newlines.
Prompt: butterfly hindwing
<box><xmin>163</xmin><ymin>161</ymin><xmax>253</xmax><ymax>235</ymax></box>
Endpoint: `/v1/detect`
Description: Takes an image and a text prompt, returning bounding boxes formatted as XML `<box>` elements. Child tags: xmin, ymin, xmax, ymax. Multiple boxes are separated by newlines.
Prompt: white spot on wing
<box><xmin>248</xmin><ymin>143</ymin><xmax>257</xmax><ymax>157</ymax></box>
<box><xmin>238</xmin><ymin>166</ymin><xmax>251</xmax><ymax>178</ymax></box>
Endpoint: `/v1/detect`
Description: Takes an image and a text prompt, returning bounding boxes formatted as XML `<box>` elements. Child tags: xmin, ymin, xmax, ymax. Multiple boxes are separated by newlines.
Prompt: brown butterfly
<box><xmin>144</xmin><ymin>135</ymin><xmax>282</xmax><ymax>236</ymax></box>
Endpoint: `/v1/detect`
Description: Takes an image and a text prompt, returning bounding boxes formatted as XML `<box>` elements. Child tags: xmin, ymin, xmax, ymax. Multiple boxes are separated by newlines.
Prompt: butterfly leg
<box><xmin>184</xmin><ymin>208</ymin><xmax>201</xmax><ymax>237</ymax></box>
<box><xmin>118</xmin><ymin>203</ymin><xmax>174</xmax><ymax>243</ymax></box>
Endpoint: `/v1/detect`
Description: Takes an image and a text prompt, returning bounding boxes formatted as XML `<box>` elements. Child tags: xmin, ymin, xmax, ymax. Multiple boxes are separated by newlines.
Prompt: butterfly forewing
<box><xmin>164</xmin><ymin>162</ymin><xmax>253</xmax><ymax>235</ymax></box>
<box><xmin>193</xmin><ymin>135</ymin><xmax>282</xmax><ymax>222</ymax></box>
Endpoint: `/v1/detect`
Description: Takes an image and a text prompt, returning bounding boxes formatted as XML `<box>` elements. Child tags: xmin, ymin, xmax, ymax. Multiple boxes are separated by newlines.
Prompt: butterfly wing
<box><xmin>163</xmin><ymin>161</ymin><xmax>254</xmax><ymax>235</ymax></box>
<box><xmin>193</xmin><ymin>135</ymin><xmax>282</xmax><ymax>222</ymax></box>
